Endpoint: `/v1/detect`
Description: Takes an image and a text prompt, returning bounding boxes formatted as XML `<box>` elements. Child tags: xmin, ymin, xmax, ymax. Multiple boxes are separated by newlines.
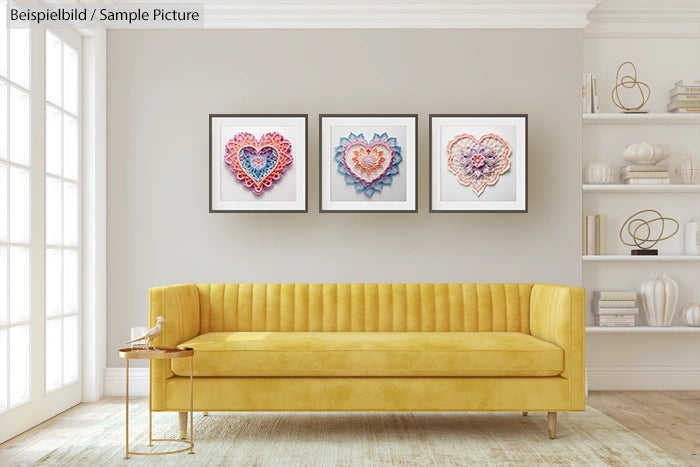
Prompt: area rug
<box><xmin>24</xmin><ymin>398</ymin><xmax>685</xmax><ymax>466</ymax></box>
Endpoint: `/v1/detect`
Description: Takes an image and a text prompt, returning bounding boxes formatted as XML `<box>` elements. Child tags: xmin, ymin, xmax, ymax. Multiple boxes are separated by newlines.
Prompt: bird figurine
<box><xmin>126</xmin><ymin>316</ymin><xmax>165</xmax><ymax>350</ymax></box>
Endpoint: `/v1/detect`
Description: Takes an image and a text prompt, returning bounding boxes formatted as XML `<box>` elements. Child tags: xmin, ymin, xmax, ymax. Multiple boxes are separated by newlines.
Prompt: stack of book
<box><xmin>668</xmin><ymin>79</ymin><xmax>700</xmax><ymax>113</ymax></box>
<box><xmin>582</xmin><ymin>73</ymin><xmax>600</xmax><ymax>114</ymax></box>
<box><xmin>582</xmin><ymin>214</ymin><xmax>606</xmax><ymax>255</ymax></box>
<box><xmin>592</xmin><ymin>291</ymin><xmax>638</xmax><ymax>327</ymax></box>
<box><xmin>620</xmin><ymin>164</ymin><xmax>670</xmax><ymax>185</ymax></box>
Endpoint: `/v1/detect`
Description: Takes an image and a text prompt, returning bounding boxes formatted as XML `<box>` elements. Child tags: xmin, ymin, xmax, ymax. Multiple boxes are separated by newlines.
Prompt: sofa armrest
<box><xmin>529</xmin><ymin>284</ymin><xmax>585</xmax><ymax>409</ymax></box>
<box><xmin>149</xmin><ymin>284</ymin><xmax>201</xmax><ymax>347</ymax></box>
<box><xmin>149</xmin><ymin>284</ymin><xmax>200</xmax><ymax>410</ymax></box>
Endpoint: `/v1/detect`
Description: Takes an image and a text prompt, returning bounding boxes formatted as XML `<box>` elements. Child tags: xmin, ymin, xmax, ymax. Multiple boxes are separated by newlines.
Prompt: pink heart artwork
<box><xmin>446</xmin><ymin>133</ymin><xmax>511</xmax><ymax>196</ymax></box>
<box><xmin>224</xmin><ymin>132</ymin><xmax>293</xmax><ymax>196</ymax></box>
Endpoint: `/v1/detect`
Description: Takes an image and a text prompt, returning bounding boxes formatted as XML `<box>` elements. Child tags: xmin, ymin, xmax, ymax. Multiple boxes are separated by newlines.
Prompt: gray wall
<box><xmin>107</xmin><ymin>29</ymin><xmax>582</xmax><ymax>366</ymax></box>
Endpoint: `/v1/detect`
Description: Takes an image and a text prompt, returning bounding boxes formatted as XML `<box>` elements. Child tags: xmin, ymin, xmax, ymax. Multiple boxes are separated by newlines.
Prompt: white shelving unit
<box><xmin>582</xmin><ymin>113</ymin><xmax>700</xmax><ymax>327</ymax></box>
<box><xmin>581</xmin><ymin>2</ymin><xmax>700</xmax><ymax>390</ymax></box>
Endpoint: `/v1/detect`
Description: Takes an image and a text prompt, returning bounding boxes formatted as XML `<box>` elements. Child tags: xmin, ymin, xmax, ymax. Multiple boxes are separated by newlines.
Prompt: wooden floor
<box><xmin>0</xmin><ymin>391</ymin><xmax>698</xmax><ymax>466</ymax></box>
<box><xmin>588</xmin><ymin>391</ymin><xmax>700</xmax><ymax>467</ymax></box>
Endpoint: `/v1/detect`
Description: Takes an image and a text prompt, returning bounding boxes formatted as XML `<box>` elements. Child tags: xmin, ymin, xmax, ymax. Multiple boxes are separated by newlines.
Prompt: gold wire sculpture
<box><xmin>611</xmin><ymin>61</ymin><xmax>651</xmax><ymax>112</ymax></box>
<box><xmin>619</xmin><ymin>209</ymin><xmax>679</xmax><ymax>250</ymax></box>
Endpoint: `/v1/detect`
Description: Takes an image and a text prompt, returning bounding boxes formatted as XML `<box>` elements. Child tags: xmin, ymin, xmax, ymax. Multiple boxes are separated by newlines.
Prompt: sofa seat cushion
<box><xmin>171</xmin><ymin>332</ymin><xmax>563</xmax><ymax>377</ymax></box>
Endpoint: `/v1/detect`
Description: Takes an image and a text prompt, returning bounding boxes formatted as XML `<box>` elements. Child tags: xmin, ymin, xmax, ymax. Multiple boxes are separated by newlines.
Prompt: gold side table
<box><xmin>118</xmin><ymin>346</ymin><xmax>194</xmax><ymax>459</ymax></box>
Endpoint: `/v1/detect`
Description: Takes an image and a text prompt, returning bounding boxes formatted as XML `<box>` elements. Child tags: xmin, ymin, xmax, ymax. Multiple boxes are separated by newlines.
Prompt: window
<box><xmin>45</xmin><ymin>30</ymin><xmax>81</xmax><ymax>392</ymax></box>
<box><xmin>0</xmin><ymin>0</ymin><xmax>32</xmax><ymax>411</ymax></box>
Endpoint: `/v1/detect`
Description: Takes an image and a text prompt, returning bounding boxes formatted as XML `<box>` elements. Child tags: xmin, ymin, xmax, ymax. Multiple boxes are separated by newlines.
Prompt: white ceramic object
<box><xmin>675</xmin><ymin>155</ymin><xmax>700</xmax><ymax>184</ymax></box>
<box><xmin>652</xmin><ymin>144</ymin><xmax>670</xmax><ymax>164</ymax></box>
<box><xmin>682</xmin><ymin>303</ymin><xmax>700</xmax><ymax>326</ymax></box>
<box><xmin>622</xmin><ymin>142</ymin><xmax>669</xmax><ymax>165</ymax></box>
<box><xmin>638</xmin><ymin>273</ymin><xmax>679</xmax><ymax>326</ymax></box>
<box><xmin>584</xmin><ymin>162</ymin><xmax>615</xmax><ymax>184</ymax></box>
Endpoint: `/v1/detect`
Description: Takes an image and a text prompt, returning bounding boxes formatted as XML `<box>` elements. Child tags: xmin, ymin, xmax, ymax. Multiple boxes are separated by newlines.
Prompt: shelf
<box><xmin>583</xmin><ymin>184</ymin><xmax>700</xmax><ymax>193</ymax></box>
<box><xmin>583</xmin><ymin>113</ymin><xmax>700</xmax><ymax>124</ymax></box>
<box><xmin>586</xmin><ymin>326</ymin><xmax>700</xmax><ymax>334</ymax></box>
<box><xmin>583</xmin><ymin>255</ymin><xmax>700</xmax><ymax>261</ymax></box>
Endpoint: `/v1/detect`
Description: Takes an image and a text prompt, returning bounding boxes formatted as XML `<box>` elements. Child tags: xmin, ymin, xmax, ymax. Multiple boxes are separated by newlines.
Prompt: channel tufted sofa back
<box><xmin>194</xmin><ymin>283</ymin><xmax>535</xmax><ymax>334</ymax></box>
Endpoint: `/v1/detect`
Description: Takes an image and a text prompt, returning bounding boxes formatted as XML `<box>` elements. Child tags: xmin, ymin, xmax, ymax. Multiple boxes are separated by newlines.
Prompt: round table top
<box><xmin>118</xmin><ymin>346</ymin><xmax>194</xmax><ymax>359</ymax></box>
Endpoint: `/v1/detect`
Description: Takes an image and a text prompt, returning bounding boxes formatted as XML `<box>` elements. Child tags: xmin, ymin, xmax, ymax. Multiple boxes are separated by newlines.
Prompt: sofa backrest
<box><xmin>195</xmin><ymin>283</ymin><xmax>534</xmax><ymax>333</ymax></box>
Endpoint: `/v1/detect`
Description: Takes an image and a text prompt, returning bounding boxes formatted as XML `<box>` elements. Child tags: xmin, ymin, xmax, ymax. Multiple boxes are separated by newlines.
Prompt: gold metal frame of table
<box><xmin>118</xmin><ymin>346</ymin><xmax>195</xmax><ymax>459</ymax></box>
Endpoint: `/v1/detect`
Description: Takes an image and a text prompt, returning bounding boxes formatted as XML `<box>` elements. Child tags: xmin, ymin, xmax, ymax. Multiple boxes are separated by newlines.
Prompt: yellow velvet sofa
<box><xmin>149</xmin><ymin>283</ymin><xmax>585</xmax><ymax>439</ymax></box>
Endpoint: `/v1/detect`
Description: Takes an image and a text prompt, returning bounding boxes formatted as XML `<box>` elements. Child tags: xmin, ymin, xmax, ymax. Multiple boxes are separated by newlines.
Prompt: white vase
<box><xmin>682</xmin><ymin>303</ymin><xmax>700</xmax><ymax>326</ymax></box>
<box><xmin>675</xmin><ymin>155</ymin><xmax>700</xmax><ymax>184</ymax></box>
<box><xmin>638</xmin><ymin>273</ymin><xmax>679</xmax><ymax>326</ymax></box>
<box><xmin>584</xmin><ymin>162</ymin><xmax>615</xmax><ymax>184</ymax></box>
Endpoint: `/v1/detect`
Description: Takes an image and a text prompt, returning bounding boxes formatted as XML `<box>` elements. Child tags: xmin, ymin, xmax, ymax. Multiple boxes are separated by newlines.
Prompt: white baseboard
<box><xmin>104</xmin><ymin>367</ymin><xmax>149</xmax><ymax>396</ymax></box>
<box><xmin>587</xmin><ymin>363</ymin><xmax>700</xmax><ymax>390</ymax></box>
<box><xmin>104</xmin><ymin>364</ymin><xmax>700</xmax><ymax>396</ymax></box>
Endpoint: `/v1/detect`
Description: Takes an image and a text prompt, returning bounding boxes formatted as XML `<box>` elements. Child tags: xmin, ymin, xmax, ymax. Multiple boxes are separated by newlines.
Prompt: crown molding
<box><xmin>585</xmin><ymin>0</ymin><xmax>700</xmax><ymax>38</ymax></box>
<box><xmin>108</xmin><ymin>0</ymin><xmax>601</xmax><ymax>29</ymax></box>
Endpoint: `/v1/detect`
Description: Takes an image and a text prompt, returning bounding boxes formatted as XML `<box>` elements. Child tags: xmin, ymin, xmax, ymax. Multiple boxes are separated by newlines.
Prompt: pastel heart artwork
<box><xmin>446</xmin><ymin>133</ymin><xmax>511</xmax><ymax>196</ymax></box>
<box><xmin>334</xmin><ymin>132</ymin><xmax>402</xmax><ymax>197</ymax></box>
<box><xmin>224</xmin><ymin>132</ymin><xmax>293</xmax><ymax>196</ymax></box>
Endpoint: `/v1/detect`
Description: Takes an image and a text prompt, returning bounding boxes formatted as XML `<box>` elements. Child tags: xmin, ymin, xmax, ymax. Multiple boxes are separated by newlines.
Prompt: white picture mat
<box><xmin>321</xmin><ymin>116</ymin><xmax>416</xmax><ymax>211</ymax></box>
<box><xmin>210</xmin><ymin>116</ymin><xmax>306</xmax><ymax>211</ymax></box>
<box><xmin>431</xmin><ymin>116</ymin><xmax>526</xmax><ymax>211</ymax></box>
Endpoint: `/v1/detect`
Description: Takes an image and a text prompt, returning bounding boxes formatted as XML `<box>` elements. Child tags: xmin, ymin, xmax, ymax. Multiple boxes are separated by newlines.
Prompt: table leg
<box><xmin>189</xmin><ymin>354</ymin><xmax>194</xmax><ymax>454</ymax></box>
<box><xmin>148</xmin><ymin>359</ymin><xmax>153</xmax><ymax>446</ymax></box>
<box><xmin>125</xmin><ymin>357</ymin><xmax>129</xmax><ymax>459</ymax></box>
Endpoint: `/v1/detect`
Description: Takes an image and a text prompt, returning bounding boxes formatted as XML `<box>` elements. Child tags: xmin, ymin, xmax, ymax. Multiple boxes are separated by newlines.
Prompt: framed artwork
<box><xmin>429</xmin><ymin>114</ymin><xmax>527</xmax><ymax>213</ymax></box>
<box><xmin>319</xmin><ymin>114</ymin><xmax>417</xmax><ymax>212</ymax></box>
<box><xmin>209</xmin><ymin>114</ymin><xmax>308</xmax><ymax>212</ymax></box>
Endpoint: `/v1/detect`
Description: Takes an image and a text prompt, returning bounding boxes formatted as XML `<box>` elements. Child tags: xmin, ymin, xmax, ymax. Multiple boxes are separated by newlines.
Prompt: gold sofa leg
<box><xmin>548</xmin><ymin>412</ymin><xmax>557</xmax><ymax>439</ymax></box>
<box><xmin>522</xmin><ymin>412</ymin><xmax>528</xmax><ymax>416</ymax></box>
<box><xmin>203</xmin><ymin>412</ymin><xmax>209</xmax><ymax>416</ymax></box>
<box><xmin>179</xmin><ymin>411</ymin><xmax>188</xmax><ymax>439</ymax></box>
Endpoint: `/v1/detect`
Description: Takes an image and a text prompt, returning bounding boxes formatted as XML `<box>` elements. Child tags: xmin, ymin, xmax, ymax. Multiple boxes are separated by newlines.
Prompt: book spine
<box><xmin>595</xmin><ymin>315</ymin><xmax>637</xmax><ymax>320</ymax></box>
<box><xmin>595</xmin><ymin>317</ymin><xmax>636</xmax><ymax>322</ymax></box>
<box><xmin>669</xmin><ymin>94</ymin><xmax>700</xmax><ymax>103</ymax></box>
<box><xmin>594</xmin><ymin>215</ymin><xmax>600</xmax><ymax>255</ymax></box>
<box><xmin>592</xmin><ymin>73</ymin><xmax>600</xmax><ymax>113</ymax></box>
<box><xmin>587</xmin><ymin>215</ymin><xmax>596</xmax><ymax>255</ymax></box>
<box><xmin>597</xmin><ymin>300</ymin><xmax>636</xmax><ymax>307</ymax></box>
<box><xmin>674</xmin><ymin>79</ymin><xmax>700</xmax><ymax>87</ymax></box>
<box><xmin>668</xmin><ymin>108</ymin><xmax>700</xmax><ymax>113</ymax></box>
<box><xmin>594</xmin><ymin>323</ymin><xmax>634</xmax><ymax>328</ymax></box>
<box><xmin>586</xmin><ymin>73</ymin><xmax>592</xmax><ymax>114</ymax></box>
<box><xmin>582</xmin><ymin>73</ymin><xmax>588</xmax><ymax>113</ymax></box>
<box><xmin>582</xmin><ymin>213</ymin><xmax>587</xmax><ymax>256</ymax></box>
<box><xmin>621</xmin><ymin>171</ymin><xmax>670</xmax><ymax>179</ymax></box>
<box><xmin>668</xmin><ymin>101</ymin><xmax>700</xmax><ymax>110</ymax></box>
<box><xmin>598</xmin><ymin>214</ymin><xmax>606</xmax><ymax>255</ymax></box>
<box><xmin>670</xmin><ymin>85</ymin><xmax>700</xmax><ymax>96</ymax></box>
<box><xmin>594</xmin><ymin>291</ymin><xmax>637</xmax><ymax>300</ymax></box>
<box><xmin>625</xmin><ymin>178</ymin><xmax>670</xmax><ymax>184</ymax></box>
<box><xmin>621</xmin><ymin>165</ymin><xmax>669</xmax><ymax>173</ymax></box>
<box><xmin>593</xmin><ymin>307</ymin><xmax>640</xmax><ymax>315</ymax></box>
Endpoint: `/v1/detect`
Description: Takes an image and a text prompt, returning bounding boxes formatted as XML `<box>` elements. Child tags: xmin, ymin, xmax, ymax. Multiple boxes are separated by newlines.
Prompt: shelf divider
<box><xmin>586</xmin><ymin>326</ymin><xmax>700</xmax><ymax>334</ymax></box>
<box><xmin>583</xmin><ymin>113</ymin><xmax>700</xmax><ymax>124</ymax></box>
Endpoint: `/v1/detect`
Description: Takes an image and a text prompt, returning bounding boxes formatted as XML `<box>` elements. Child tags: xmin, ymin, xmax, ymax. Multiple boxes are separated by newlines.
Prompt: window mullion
<box><xmin>28</xmin><ymin>26</ymin><xmax>45</xmax><ymax>402</ymax></box>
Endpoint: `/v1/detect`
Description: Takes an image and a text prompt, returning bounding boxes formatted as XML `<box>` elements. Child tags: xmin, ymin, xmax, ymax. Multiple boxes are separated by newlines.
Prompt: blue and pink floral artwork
<box><xmin>333</xmin><ymin>132</ymin><xmax>402</xmax><ymax>197</ymax></box>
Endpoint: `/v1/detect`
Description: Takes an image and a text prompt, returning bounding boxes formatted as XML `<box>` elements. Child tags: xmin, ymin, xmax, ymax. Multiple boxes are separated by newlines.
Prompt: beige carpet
<box><xmin>14</xmin><ymin>398</ymin><xmax>686</xmax><ymax>466</ymax></box>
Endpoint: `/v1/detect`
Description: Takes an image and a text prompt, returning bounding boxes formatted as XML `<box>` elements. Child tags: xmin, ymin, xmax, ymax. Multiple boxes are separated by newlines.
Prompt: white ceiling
<box><xmin>99</xmin><ymin>0</ymin><xmax>700</xmax><ymax>33</ymax></box>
